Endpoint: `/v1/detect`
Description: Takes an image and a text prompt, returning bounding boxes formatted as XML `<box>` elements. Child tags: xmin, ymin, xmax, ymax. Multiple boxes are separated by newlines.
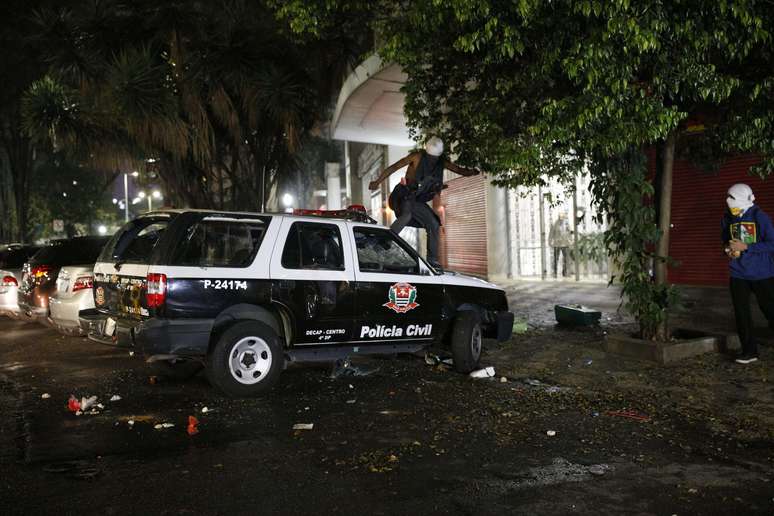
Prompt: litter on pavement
<box><xmin>154</xmin><ymin>423</ymin><xmax>175</xmax><ymax>430</ymax></box>
<box><xmin>329</xmin><ymin>358</ymin><xmax>379</xmax><ymax>379</ymax></box>
<box><xmin>110</xmin><ymin>395</ymin><xmax>122</xmax><ymax>402</ymax></box>
<box><xmin>470</xmin><ymin>366</ymin><xmax>496</xmax><ymax>379</ymax></box>
<box><xmin>187</xmin><ymin>416</ymin><xmax>199</xmax><ymax>436</ymax></box>
<box><xmin>41</xmin><ymin>393</ymin><xmax>51</xmax><ymax>399</ymax></box>
<box><xmin>293</xmin><ymin>423</ymin><xmax>314</xmax><ymax>430</ymax></box>
<box><xmin>546</xmin><ymin>430</ymin><xmax>557</xmax><ymax>437</ymax></box>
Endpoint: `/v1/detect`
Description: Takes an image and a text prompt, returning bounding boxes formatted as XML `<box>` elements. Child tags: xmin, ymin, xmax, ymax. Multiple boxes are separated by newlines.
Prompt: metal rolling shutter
<box><xmin>669</xmin><ymin>155</ymin><xmax>768</xmax><ymax>286</ymax></box>
<box><xmin>439</xmin><ymin>174</ymin><xmax>488</xmax><ymax>277</ymax></box>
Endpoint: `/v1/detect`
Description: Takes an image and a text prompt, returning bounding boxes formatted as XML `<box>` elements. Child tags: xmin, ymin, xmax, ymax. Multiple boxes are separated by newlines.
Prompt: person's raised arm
<box><xmin>368</xmin><ymin>153</ymin><xmax>415</xmax><ymax>190</ymax></box>
<box><xmin>445</xmin><ymin>160</ymin><xmax>481</xmax><ymax>177</ymax></box>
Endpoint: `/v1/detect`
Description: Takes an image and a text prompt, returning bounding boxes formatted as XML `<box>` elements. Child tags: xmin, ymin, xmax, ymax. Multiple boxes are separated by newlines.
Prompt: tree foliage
<box><xmin>23</xmin><ymin>0</ymin><xmax>366</xmax><ymax>210</ymax></box>
<box><xmin>277</xmin><ymin>0</ymin><xmax>774</xmax><ymax>338</ymax></box>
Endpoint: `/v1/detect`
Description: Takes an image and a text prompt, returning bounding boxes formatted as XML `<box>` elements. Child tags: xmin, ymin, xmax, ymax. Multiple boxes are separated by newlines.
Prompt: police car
<box><xmin>80</xmin><ymin>206</ymin><xmax>514</xmax><ymax>397</ymax></box>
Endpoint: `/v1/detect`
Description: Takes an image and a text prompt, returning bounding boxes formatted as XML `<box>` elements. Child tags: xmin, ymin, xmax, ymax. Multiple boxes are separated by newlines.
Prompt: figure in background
<box><xmin>549</xmin><ymin>212</ymin><xmax>573</xmax><ymax>277</ymax></box>
<box><xmin>368</xmin><ymin>137</ymin><xmax>480</xmax><ymax>269</ymax></box>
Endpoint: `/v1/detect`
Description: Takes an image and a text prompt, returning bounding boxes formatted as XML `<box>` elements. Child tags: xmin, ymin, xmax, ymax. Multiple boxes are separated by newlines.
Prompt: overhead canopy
<box><xmin>331</xmin><ymin>55</ymin><xmax>414</xmax><ymax>147</ymax></box>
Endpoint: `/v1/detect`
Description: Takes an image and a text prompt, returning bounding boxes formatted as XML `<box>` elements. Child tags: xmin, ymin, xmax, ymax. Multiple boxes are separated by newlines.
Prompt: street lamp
<box><xmin>123</xmin><ymin>171</ymin><xmax>139</xmax><ymax>222</ymax></box>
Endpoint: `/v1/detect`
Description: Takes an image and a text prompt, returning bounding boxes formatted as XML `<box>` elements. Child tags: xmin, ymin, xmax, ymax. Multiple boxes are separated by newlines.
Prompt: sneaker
<box><xmin>735</xmin><ymin>354</ymin><xmax>759</xmax><ymax>364</ymax></box>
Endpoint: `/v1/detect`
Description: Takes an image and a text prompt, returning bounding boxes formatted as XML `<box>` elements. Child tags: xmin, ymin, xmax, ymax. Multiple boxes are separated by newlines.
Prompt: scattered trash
<box><xmin>554</xmin><ymin>304</ymin><xmax>601</xmax><ymax>326</ymax></box>
<box><xmin>348</xmin><ymin>384</ymin><xmax>354</xmax><ymax>390</ymax></box>
<box><xmin>187</xmin><ymin>416</ymin><xmax>199</xmax><ymax>436</ymax></box>
<box><xmin>330</xmin><ymin>358</ymin><xmax>379</xmax><ymax>378</ymax></box>
<box><xmin>127</xmin><ymin>420</ymin><xmax>135</xmax><ymax>427</ymax></box>
<box><xmin>346</xmin><ymin>399</ymin><xmax>356</xmax><ymax>404</ymax></box>
<box><xmin>201</xmin><ymin>406</ymin><xmax>210</xmax><ymax>413</ymax></box>
<box><xmin>546</xmin><ymin>430</ymin><xmax>557</xmax><ymax>437</ymax></box>
<box><xmin>545</xmin><ymin>386</ymin><xmax>563</xmax><ymax>394</ymax></box>
<box><xmin>688</xmin><ymin>488</ymin><xmax>698</xmax><ymax>494</ymax></box>
<box><xmin>500</xmin><ymin>376</ymin><xmax>508</xmax><ymax>383</ymax></box>
<box><xmin>525</xmin><ymin>379</ymin><xmax>542</xmax><ymax>386</ymax></box>
<box><xmin>591</xmin><ymin>411</ymin><xmax>600</xmax><ymax>417</ymax></box>
<box><xmin>424</xmin><ymin>352</ymin><xmax>440</xmax><ymax>366</ymax></box>
<box><xmin>584</xmin><ymin>359</ymin><xmax>594</xmax><ymax>366</ymax></box>
<box><xmin>109</xmin><ymin>395</ymin><xmax>122</xmax><ymax>402</ymax></box>
<box><xmin>606</xmin><ymin>410</ymin><xmax>651</xmax><ymax>422</ymax></box>
<box><xmin>292</xmin><ymin>423</ymin><xmax>314</xmax><ymax>431</ymax></box>
<box><xmin>67</xmin><ymin>395</ymin><xmax>81</xmax><ymax>413</ymax></box>
<box><xmin>470</xmin><ymin>366</ymin><xmax>496</xmax><ymax>379</ymax></box>
<box><xmin>128</xmin><ymin>351</ymin><xmax>135</xmax><ymax>357</ymax></box>
<box><xmin>588</xmin><ymin>464</ymin><xmax>609</xmax><ymax>476</ymax></box>
<box><xmin>80</xmin><ymin>396</ymin><xmax>98</xmax><ymax>411</ymax></box>
<box><xmin>513</xmin><ymin>321</ymin><xmax>528</xmax><ymax>334</ymax></box>
<box><xmin>154</xmin><ymin>423</ymin><xmax>175</xmax><ymax>430</ymax></box>
<box><xmin>41</xmin><ymin>393</ymin><xmax>51</xmax><ymax>399</ymax></box>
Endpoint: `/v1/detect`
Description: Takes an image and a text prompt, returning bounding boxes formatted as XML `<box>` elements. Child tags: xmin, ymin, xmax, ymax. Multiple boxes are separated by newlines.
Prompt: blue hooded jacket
<box><xmin>721</xmin><ymin>204</ymin><xmax>774</xmax><ymax>280</ymax></box>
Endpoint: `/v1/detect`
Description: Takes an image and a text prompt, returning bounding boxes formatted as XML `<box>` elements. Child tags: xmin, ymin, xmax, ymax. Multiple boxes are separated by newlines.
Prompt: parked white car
<box><xmin>48</xmin><ymin>266</ymin><xmax>95</xmax><ymax>334</ymax></box>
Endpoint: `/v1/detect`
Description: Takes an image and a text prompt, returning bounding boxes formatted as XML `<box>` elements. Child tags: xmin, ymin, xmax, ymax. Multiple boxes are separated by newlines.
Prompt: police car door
<box><xmin>349</xmin><ymin>223</ymin><xmax>443</xmax><ymax>346</ymax></box>
<box><xmin>269</xmin><ymin>218</ymin><xmax>356</xmax><ymax>345</ymax></box>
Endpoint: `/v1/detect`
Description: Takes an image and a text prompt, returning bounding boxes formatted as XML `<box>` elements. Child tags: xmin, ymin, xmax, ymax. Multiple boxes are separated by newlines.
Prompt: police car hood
<box><xmin>440</xmin><ymin>271</ymin><xmax>503</xmax><ymax>291</ymax></box>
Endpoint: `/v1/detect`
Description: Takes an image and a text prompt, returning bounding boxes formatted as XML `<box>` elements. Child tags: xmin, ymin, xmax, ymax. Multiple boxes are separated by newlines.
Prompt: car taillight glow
<box><xmin>1</xmin><ymin>275</ymin><xmax>17</xmax><ymax>287</ymax></box>
<box><xmin>72</xmin><ymin>276</ymin><xmax>93</xmax><ymax>292</ymax></box>
<box><xmin>32</xmin><ymin>265</ymin><xmax>52</xmax><ymax>278</ymax></box>
<box><xmin>146</xmin><ymin>273</ymin><xmax>167</xmax><ymax>308</ymax></box>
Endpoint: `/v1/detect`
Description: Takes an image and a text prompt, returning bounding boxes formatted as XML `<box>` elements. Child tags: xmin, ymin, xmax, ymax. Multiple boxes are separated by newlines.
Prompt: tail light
<box><xmin>1</xmin><ymin>275</ymin><xmax>17</xmax><ymax>287</ymax></box>
<box><xmin>146</xmin><ymin>273</ymin><xmax>167</xmax><ymax>308</ymax></box>
<box><xmin>72</xmin><ymin>276</ymin><xmax>94</xmax><ymax>292</ymax></box>
<box><xmin>31</xmin><ymin>265</ymin><xmax>52</xmax><ymax>279</ymax></box>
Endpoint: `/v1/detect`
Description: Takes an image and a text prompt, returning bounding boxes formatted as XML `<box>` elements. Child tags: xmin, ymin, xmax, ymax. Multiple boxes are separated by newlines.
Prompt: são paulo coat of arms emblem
<box><xmin>383</xmin><ymin>282</ymin><xmax>419</xmax><ymax>313</ymax></box>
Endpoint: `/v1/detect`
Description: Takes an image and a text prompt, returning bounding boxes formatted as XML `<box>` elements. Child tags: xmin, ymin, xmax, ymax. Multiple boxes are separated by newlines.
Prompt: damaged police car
<box><xmin>80</xmin><ymin>207</ymin><xmax>513</xmax><ymax>397</ymax></box>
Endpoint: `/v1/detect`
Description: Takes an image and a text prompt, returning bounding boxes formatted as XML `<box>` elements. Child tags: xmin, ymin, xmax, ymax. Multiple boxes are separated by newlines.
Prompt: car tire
<box><xmin>451</xmin><ymin>310</ymin><xmax>483</xmax><ymax>373</ymax></box>
<box><xmin>205</xmin><ymin>321</ymin><xmax>284</xmax><ymax>397</ymax></box>
<box><xmin>150</xmin><ymin>359</ymin><xmax>203</xmax><ymax>381</ymax></box>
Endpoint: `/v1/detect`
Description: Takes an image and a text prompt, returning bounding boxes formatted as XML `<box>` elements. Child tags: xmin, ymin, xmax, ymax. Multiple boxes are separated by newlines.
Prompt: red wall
<box><xmin>668</xmin><ymin>155</ymin><xmax>769</xmax><ymax>286</ymax></box>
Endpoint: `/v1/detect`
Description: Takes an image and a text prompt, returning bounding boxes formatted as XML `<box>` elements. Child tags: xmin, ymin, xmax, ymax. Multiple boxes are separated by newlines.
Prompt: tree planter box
<box><xmin>604</xmin><ymin>329</ymin><xmax>721</xmax><ymax>364</ymax></box>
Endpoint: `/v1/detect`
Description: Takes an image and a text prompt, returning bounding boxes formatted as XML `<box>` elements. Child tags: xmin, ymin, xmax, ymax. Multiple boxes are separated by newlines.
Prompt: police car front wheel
<box><xmin>451</xmin><ymin>311</ymin><xmax>483</xmax><ymax>374</ymax></box>
<box><xmin>206</xmin><ymin>321</ymin><xmax>283</xmax><ymax>397</ymax></box>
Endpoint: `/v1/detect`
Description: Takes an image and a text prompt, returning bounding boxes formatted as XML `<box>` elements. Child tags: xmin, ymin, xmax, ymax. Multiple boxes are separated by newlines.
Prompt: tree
<box><xmin>22</xmin><ymin>0</ymin><xmax>364</xmax><ymax>212</ymax></box>
<box><xmin>277</xmin><ymin>0</ymin><xmax>774</xmax><ymax>340</ymax></box>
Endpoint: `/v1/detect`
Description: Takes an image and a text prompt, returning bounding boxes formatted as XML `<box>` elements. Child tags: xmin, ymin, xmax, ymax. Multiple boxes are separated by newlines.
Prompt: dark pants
<box><xmin>729</xmin><ymin>276</ymin><xmax>774</xmax><ymax>355</ymax></box>
<box><xmin>553</xmin><ymin>247</ymin><xmax>570</xmax><ymax>277</ymax></box>
<box><xmin>391</xmin><ymin>200</ymin><xmax>440</xmax><ymax>265</ymax></box>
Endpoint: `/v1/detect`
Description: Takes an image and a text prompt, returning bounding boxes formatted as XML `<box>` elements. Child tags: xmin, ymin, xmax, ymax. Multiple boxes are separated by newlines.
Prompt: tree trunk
<box><xmin>653</xmin><ymin>131</ymin><xmax>676</xmax><ymax>341</ymax></box>
<box><xmin>655</xmin><ymin>131</ymin><xmax>676</xmax><ymax>285</ymax></box>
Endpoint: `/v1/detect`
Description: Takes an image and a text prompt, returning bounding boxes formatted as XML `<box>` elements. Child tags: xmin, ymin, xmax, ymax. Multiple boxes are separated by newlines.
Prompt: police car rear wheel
<box><xmin>206</xmin><ymin>321</ymin><xmax>283</xmax><ymax>397</ymax></box>
<box><xmin>451</xmin><ymin>311</ymin><xmax>482</xmax><ymax>373</ymax></box>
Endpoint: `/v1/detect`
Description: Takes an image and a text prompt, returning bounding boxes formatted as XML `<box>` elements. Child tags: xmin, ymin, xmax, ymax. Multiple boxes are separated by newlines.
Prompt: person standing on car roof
<box><xmin>368</xmin><ymin>136</ymin><xmax>481</xmax><ymax>269</ymax></box>
<box><xmin>723</xmin><ymin>183</ymin><xmax>774</xmax><ymax>364</ymax></box>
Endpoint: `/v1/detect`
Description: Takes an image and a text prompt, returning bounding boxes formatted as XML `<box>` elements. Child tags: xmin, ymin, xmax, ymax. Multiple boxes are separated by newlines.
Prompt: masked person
<box><xmin>368</xmin><ymin>137</ymin><xmax>480</xmax><ymax>268</ymax></box>
<box><xmin>723</xmin><ymin>183</ymin><xmax>774</xmax><ymax>364</ymax></box>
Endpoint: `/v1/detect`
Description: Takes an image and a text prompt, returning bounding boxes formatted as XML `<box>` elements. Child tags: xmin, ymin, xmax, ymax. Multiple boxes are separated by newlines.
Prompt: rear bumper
<box><xmin>79</xmin><ymin>310</ymin><xmax>213</xmax><ymax>356</ymax></box>
<box><xmin>134</xmin><ymin>318</ymin><xmax>214</xmax><ymax>357</ymax></box>
<box><xmin>50</xmin><ymin>291</ymin><xmax>94</xmax><ymax>332</ymax></box>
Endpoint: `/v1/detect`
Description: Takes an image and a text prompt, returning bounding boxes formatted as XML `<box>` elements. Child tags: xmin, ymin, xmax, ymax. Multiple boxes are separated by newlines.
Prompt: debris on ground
<box><xmin>154</xmin><ymin>423</ymin><xmax>175</xmax><ymax>430</ymax></box>
<box><xmin>513</xmin><ymin>320</ymin><xmax>529</xmax><ymax>334</ymax></box>
<box><xmin>110</xmin><ymin>395</ymin><xmax>122</xmax><ymax>402</ymax></box>
<box><xmin>424</xmin><ymin>353</ymin><xmax>454</xmax><ymax>366</ymax></box>
<box><xmin>201</xmin><ymin>406</ymin><xmax>210</xmax><ymax>413</ymax></box>
<box><xmin>470</xmin><ymin>366</ymin><xmax>496</xmax><ymax>379</ymax></box>
<box><xmin>41</xmin><ymin>393</ymin><xmax>51</xmax><ymax>399</ymax></box>
<box><xmin>554</xmin><ymin>304</ymin><xmax>602</xmax><ymax>326</ymax></box>
<box><xmin>346</xmin><ymin>399</ymin><xmax>356</xmax><ymax>404</ymax></box>
<box><xmin>80</xmin><ymin>396</ymin><xmax>98</xmax><ymax>411</ymax></box>
<box><xmin>292</xmin><ymin>423</ymin><xmax>314</xmax><ymax>430</ymax></box>
<box><xmin>67</xmin><ymin>395</ymin><xmax>81</xmax><ymax>413</ymax></box>
<box><xmin>187</xmin><ymin>416</ymin><xmax>199</xmax><ymax>436</ymax></box>
<box><xmin>606</xmin><ymin>410</ymin><xmax>651</xmax><ymax>422</ymax></box>
<box><xmin>584</xmin><ymin>359</ymin><xmax>594</xmax><ymax>366</ymax></box>
<box><xmin>127</xmin><ymin>420</ymin><xmax>135</xmax><ymax>427</ymax></box>
<box><xmin>546</xmin><ymin>430</ymin><xmax>557</xmax><ymax>437</ymax></box>
<box><xmin>329</xmin><ymin>358</ymin><xmax>379</xmax><ymax>379</ymax></box>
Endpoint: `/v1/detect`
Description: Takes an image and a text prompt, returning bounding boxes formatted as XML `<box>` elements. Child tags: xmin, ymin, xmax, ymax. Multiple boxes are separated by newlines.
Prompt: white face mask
<box><xmin>726</xmin><ymin>183</ymin><xmax>754</xmax><ymax>216</ymax></box>
<box><xmin>425</xmin><ymin>137</ymin><xmax>444</xmax><ymax>156</ymax></box>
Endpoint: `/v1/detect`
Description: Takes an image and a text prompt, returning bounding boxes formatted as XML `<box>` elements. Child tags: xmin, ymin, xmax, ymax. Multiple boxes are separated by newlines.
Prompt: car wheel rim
<box><xmin>228</xmin><ymin>336</ymin><xmax>273</xmax><ymax>385</ymax></box>
<box><xmin>471</xmin><ymin>325</ymin><xmax>482</xmax><ymax>360</ymax></box>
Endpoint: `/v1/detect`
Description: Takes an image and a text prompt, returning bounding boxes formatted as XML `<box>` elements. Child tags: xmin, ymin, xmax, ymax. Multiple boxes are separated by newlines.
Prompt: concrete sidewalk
<box><xmin>500</xmin><ymin>279</ymin><xmax>758</xmax><ymax>335</ymax></box>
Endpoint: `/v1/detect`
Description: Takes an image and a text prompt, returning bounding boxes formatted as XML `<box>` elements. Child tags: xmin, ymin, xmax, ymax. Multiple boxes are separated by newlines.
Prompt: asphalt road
<box><xmin>1</xmin><ymin>316</ymin><xmax>772</xmax><ymax>515</ymax></box>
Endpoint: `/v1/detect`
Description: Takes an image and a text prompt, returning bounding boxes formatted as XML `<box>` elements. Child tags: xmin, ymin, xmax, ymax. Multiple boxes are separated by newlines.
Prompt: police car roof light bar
<box><xmin>292</xmin><ymin>204</ymin><xmax>376</xmax><ymax>224</ymax></box>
